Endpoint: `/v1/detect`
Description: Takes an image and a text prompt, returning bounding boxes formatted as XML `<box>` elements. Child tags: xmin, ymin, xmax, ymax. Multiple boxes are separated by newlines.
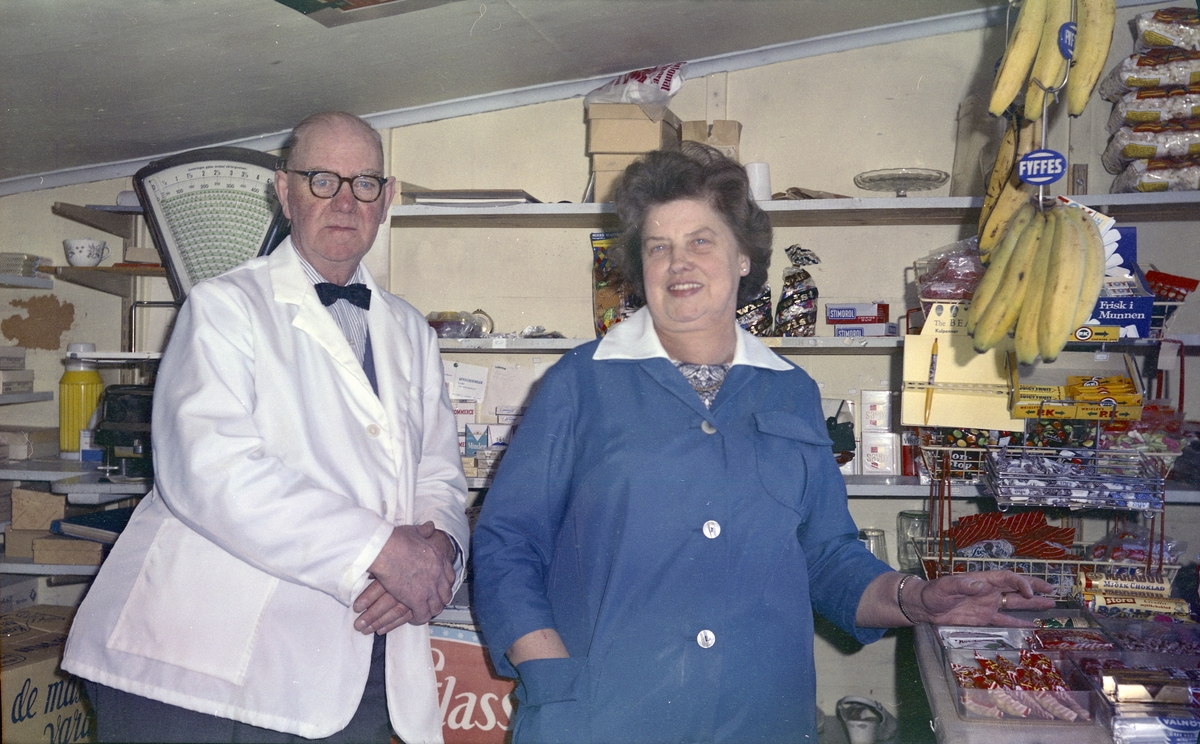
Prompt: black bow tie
<box><xmin>315</xmin><ymin>282</ymin><xmax>371</xmax><ymax>310</ymax></box>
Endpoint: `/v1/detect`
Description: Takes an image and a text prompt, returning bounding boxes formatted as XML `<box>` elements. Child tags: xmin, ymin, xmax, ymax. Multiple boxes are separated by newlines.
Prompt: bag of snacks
<box><xmin>1102</xmin><ymin>119</ymin><xmax>1200</xmax><ymax>174</ymax></box>
<box><xmin>1112</xmin><ymin>155</ymin><xmax>1200</xmax><ymax>192</ymax></box>
<box><xmin>1107</xmin><ymin>84</ymin><xmax>1200</xmax><ymax>134</ymax></box>
<box><xmin>1099</xmin><ymin>49</ymin><xmax>1200</xmax><ymax>100</ymax></box>
<box><xmin>1135</xmin><ymin>7</ymin><xmax>1200</xmax><ymax>52</ymax></box>
<box><xmin>774</xmin><ymin>244</ymin><xmax>820</xmax><ymax>337</ymax></box>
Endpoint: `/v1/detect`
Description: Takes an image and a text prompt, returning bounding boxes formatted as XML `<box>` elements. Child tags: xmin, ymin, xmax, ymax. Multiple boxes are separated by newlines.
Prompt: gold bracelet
<box><xmin>897</xmin><ymin>573</ymin><xmax>923</xmax><ymax>625</ymax></box>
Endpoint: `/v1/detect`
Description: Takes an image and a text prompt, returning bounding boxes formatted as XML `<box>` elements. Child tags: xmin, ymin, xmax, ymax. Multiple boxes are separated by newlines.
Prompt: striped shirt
<box><xmin>297</xmin><ymin>257</ymin><xmax>370</xmax><ymax>366</ymax></box>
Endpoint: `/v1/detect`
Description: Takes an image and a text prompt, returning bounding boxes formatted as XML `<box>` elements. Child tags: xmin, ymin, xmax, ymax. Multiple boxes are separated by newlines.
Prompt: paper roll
<box><xmin>745</xmin><ymin>162</ymin><xmax>771</xmax><ymax>201</ymax></box>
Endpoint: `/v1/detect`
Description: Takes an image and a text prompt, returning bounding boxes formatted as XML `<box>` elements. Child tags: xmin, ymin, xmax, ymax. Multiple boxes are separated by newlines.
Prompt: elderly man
<box><xmin>63</xmin><ymin>112</ymin><xmax>469</xmax><ymax>744</ymax></box>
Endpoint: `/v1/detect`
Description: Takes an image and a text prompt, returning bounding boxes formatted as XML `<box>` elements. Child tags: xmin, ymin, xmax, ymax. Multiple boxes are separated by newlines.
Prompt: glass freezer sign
<box><xmin>1018</xmin><ymin>149</ymin><xmax>1067</xmax><ymax>186</ymax></box>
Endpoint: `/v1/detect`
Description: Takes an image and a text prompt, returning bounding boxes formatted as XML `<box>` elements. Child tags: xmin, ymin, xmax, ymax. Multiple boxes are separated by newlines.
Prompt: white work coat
<box><xmin>62</xmin><ymin>240</ymin><xmax>470</xmax><ymax>743</ymax></box>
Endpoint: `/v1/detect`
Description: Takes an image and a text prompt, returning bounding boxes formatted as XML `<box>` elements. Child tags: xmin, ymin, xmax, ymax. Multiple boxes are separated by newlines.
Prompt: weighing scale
<box><xmin>133</xmin><ymin>146</ymin><xmax>290</xmax><ymax>299</ymax></box>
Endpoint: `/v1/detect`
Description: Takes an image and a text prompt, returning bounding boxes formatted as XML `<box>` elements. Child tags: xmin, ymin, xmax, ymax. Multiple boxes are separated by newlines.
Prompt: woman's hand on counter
<box><xmin>910</xmin><ymin>570</ymin><xmax>1057</xmax><ymax>627</ymax></box>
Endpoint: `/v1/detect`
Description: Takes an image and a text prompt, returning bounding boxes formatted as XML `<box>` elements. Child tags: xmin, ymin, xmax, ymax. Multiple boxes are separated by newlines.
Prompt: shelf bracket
<box><xmin>51</xmin><ymin>202</ymin><xmax>136</xmax><ymax>241</ymax></box>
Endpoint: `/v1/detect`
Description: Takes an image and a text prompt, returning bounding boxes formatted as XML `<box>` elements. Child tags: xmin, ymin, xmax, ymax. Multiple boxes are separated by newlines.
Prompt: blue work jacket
<box><xmin>472</xmin><ymin>309</ymin><xmax>891</xmax><ymax>743</ymax></box>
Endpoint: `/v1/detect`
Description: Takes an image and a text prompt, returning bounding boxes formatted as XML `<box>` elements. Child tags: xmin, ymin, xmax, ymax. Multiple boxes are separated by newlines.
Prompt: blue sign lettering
<box><xmin>1018</xmin><ymin>149</ymin><xmax>1067</xmax><ymax>185</ymax></box>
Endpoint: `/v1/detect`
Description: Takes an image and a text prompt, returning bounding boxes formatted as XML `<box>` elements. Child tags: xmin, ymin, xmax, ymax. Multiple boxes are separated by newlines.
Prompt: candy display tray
<box><xmin>944</xmin><ymin>648</ymin><xmax>1098</xmax><ymax>723</ymax></box>
<box><xmin>915</xmin><ymin>537</ymin><xmax>1181</xmax><ymax>597</ymax></box>
<box><xmin>983</xmin><ymin>446</ymin><xmax>1166</xmax><ymax>512</ymax></box>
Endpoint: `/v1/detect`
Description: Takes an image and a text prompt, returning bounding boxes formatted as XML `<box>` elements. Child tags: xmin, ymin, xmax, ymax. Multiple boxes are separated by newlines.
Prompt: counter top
<box><xmin>915</xmin><ymin>622</ymin><xmax>1113</xmax><ymax>743</ymax></box>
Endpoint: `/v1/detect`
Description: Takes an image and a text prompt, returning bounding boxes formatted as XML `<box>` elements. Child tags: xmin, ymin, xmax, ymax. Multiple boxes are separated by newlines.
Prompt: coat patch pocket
<box><xmin>753</xmin><ymin>411</ymin><xmax>832</xmax><ymax>512</ymax></box>
<box><xmin>107</xmin><ymin>518</ymin><xmax>278</xmax><ymax>686</ymax></box>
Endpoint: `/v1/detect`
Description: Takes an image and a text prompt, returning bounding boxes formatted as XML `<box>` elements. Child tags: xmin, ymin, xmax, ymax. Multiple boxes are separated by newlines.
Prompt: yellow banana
<box><xmin>973</xmin><ymin>210</ymin><xmax>1047</xmax><ymax>352</ymax></box>
<box><xmin>1024</xmin><ymin>0</ymin><xmax>1072</xmax><ymax>120</ymax></box>
<box><xmin>970</xmin><ymin>202</ymin><xmax>1036</xmax><ymax>334</ymax></box>
<box><xmin>979</xmin><ymin>117</ymin><xmax>1041</xmax><ymax>258</ymax></box>
<box><xmin>979</xmin><ymin>115</ymin><xmax>1021</xmax><ymax>235</ymax></box>
<box><xmin>979</xmin><ymin>181</ymin><xmax>1036</xmax><ymax>257</ymax></box>
<box><xmin>990</xmin><ymin>0</ymin><xmax>1049</xmax><ymax>116</ymax></box>
<box><xmin>1068</xmin><ymin>205</ymin><xmax>1107</xmax><ymax>329</ymax></box>
<box><xmin>1067</xmin><ymin>0</ymin><xmax>1117</xmax><ymax>116</ymax></box>
<box><xmin>1038</xmin><ymin>206</ymin><xmax>1087</xmax><ymax>362</ymax></box>
<box><xmin>1014</xmin><ymin>208</ymin><xmax>1057</xmax><ymax>364</ymax></box>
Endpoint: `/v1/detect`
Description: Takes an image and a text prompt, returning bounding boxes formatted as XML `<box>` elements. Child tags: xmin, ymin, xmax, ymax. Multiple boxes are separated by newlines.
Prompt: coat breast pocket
<box><xmin>753</xmin><ymin>411</ymin><xmax>834</xmax><ymax>515</ymax></box>
<box><xmin>106</xmin><ymin>518</ymin><xmax>278</xmax><ymax>686</ymax></box>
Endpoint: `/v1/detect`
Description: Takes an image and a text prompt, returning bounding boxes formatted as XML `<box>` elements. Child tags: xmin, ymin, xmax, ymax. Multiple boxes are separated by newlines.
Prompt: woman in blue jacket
<box><xmin>471</xmin><ymin>143</ymin><xmax>1053</xmax><ymax>743</ymax></box>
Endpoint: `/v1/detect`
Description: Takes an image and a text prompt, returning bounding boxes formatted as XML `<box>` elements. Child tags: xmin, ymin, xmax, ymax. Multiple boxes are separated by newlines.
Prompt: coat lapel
<box><xmin>268</xmin><ymin>241</ymin><xmax>378</xmax><ymax>403</ymax></box>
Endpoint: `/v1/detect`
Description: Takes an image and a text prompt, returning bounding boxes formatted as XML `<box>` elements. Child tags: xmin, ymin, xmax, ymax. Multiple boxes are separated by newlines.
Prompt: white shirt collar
<box><xmin>594</xmin><ymin>306</ymin><xmax>792</xmax><ymax>371</ymax></box>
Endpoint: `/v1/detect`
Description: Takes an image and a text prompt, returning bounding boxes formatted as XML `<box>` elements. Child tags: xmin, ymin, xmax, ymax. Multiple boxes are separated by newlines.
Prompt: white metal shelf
<box><xmin>391</xmin><ymin>192</ymin><xmax>1200</xmax><ymax>229</ymax></box>
<box><xmin>0</xmin><ymin>391</ymin><xmax>53</xmax><ymax>405</ymax></box>
<box><xmin>0</xmin><ymin>273</ymin><xmax>53</xmax><ymax>289</ymax></box>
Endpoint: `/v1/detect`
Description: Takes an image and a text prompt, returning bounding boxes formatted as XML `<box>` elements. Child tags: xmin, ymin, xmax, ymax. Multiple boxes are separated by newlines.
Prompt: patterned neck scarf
<box><xmin>673</xmin><ymin>361</ymin><xmax>732</xmax><ymax>409</ymax></box>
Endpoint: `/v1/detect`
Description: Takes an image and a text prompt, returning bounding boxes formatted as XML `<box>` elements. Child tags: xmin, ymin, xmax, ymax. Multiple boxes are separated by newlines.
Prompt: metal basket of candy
<box><xmin>917</xmin><ymin>419</ymin><xmax>1102</xmax><ymax>486</ymax></box>
<box><xmin>1144</xmin><ymin>269</ymin><xmax>1197</xmax><ymax>339</ymax></box>
<box><xmin>983</xmin><ymin>445</ymin><xmax>1166</xmax><ymax>512</ymax></box>
<box><xmin>914</xmin><ymin>511</ymin><xmax>1182</xmax><ymax>597</ymax></box>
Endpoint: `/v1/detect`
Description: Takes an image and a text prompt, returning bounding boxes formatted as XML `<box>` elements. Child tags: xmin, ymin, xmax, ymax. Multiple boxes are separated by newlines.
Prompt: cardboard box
<box><xmin>826</xmin><ymin>302</ymin><xmax>890</xmax><ymax>324</ymax></box>
<box><xmin>1007</xmin><ymin>351</ymin><xmax>1145</xmax><ymax>420</ymax></box>
<box><xmin>832</xmin><ymin>323</ymin><xmax>898</xmax><ymax>337</ymax></box>
<box><xmin>0</xmin><ymin>345</ymin><xmax>26</xmax><ymax>370</ymax></box>
<box><xmin>429</xmin><ymin>625</ymin><xmax>516</xmax><ymax>742</ymax></box>
<box><xmin>31</xmin><ymin>536</ymin><xmax>104</xmax><ymax>567</ymax></box>
<box><xmin>585</xmin><ymin>103</ymin><xmax>681</xmax><ymax>154</ymax></box>
<box><xmin>1</xmin><ymin>606</ymin><xmax>94</xmax><ymax>744</ymax></box>
<box><xmin>11</xmin><ymin>489</ymin><xmax>65</xmax><ymax>531</ymax></box>
<box><xmin>0</xmin><ymin>369</ymin><xmax>35</xmax><ymax>394</ymax></box>
<box><xmin>681</xmin><ymin>120</ymin><xmax>742</xmax><ymax>162</ymax></box>
<box><xmin>1</xmin><ymin>575</ymin><xmax>40</xmax><ymax>613</ymax></box>
<box><xmin>4</xmin><ymin>529</ymin><xmax>52</xmax><ymax>560</ymax></box>
<box><xmin>1068</xmin><ymin>224</ymin><xmax>1153</xmax><ymax>341</ymax></box>
<box><xmin>0</xmin><ymin>426</ymin><xmax>59</xmax><ymax>460</ymax></box>
<box><xmin>592</xmin><ymin>170</ymin><xmax>624</xmax><ymax>203</ymax></box>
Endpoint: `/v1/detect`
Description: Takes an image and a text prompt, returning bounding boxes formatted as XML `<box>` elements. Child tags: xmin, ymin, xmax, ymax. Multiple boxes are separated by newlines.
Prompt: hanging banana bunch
<box><xmin>970</xmin><ymin>203</ymin><xmax>1107</xmax><ymax>362</ymax></box>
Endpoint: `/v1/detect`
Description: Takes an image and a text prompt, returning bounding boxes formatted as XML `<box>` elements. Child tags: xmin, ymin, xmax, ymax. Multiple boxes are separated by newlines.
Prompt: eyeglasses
<box><xmin>284</xmin><ymin>169</ymin><xmax>388</xmax><ymax>203</ymax></box>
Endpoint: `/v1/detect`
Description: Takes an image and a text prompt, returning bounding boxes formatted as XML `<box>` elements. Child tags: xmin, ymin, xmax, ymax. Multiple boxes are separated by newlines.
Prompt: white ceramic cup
<box><xmin>64</xmin><ymin>239</ymin><xmax>110</xmax><ymax>267</ymax></box>
<box><xmin>745</xmin><ymin>162</ymin><xmax>772</xmax><ymax>201</ymax></box>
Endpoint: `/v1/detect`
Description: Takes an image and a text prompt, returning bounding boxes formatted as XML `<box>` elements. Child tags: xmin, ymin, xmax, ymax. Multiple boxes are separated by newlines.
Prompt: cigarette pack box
<box><xmin>825</xmin><ymin>302</ymin><xmax>889</xmax><ymax>324</ymax></box>
<box><xmin>464</xmin><ymin>424</ymin><xmax>489</xmax><ymax>456</ymax></box>
<box><xmin>859</xmin><ymin>432</ymin><xmax>899</xmax><ymax>475</ymax></box>
<box><xmin>451</xmin><ymin>399</ymin><xmax>477</xmax><ymax>431</ymax></box>
<box><xmin>496</xmin><ymin>414</ymin><xmax>523</xmax><ymax>425</ymax></box>
<box><xmin>832</xmin><ymin>323</ymin><xmax>898</xmax><ymax>337</ymax></box>
<box><xmin>487</xmin><ymin>424</ymin><xmax>514</xmax><ymax>447</ymax></box>
<box><xmin>860</xmin><ymin>391</ymin><xmax>894</xmax><ymax>432</ymax></box>
<box><xmin>494</xmin><ymin>406</ymin><xmax>527</xmax><ymax>416</ymax></box>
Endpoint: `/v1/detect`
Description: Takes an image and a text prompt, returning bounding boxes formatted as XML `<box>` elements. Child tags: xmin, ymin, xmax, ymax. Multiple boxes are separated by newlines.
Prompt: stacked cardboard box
<box><xmin>681</xmin><ymin>120</ymin><xmax>742</xmax><ymax>162</ymax></box>
<box><xmin>1</xmin><ymin>605</ymin><xmax>95</xmax><ymax>744</ymax></box>
<box><xmin>0</xmin><ymin>346</ymin><xmax>33</xmax><ymax>395</ymax></box>
<box><xmin>5</xmin><ymin>488</ymin><xmax>102</xmax><ymax>565</ymax></box>
<box><xmin>586</xmin><ymin>103</ymin><xmax>681</xmax><ymax>202</ymax></box>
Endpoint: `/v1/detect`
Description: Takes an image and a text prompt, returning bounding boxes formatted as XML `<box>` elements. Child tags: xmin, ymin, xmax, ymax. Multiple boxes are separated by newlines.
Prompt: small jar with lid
<box><xmin>59</xmin><ymin>342</ymin><xmax>104</xmax><ymax>457</ymax></box>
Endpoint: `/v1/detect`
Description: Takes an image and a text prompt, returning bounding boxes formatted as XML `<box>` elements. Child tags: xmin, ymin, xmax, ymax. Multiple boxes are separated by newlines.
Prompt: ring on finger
<box><xmin>1000</xmin><ymin>592</ymin><xmax>1009</xmax><ymax>610</ymax></box>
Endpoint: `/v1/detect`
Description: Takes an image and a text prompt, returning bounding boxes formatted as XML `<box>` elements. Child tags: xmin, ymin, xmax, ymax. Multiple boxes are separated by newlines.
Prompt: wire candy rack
<box><xmin>983</xmin><ymin>446</ymin><xmax>1166</xmax><ymax>513</ymax></box>
<box><xmin>914</xmin><ymin>536</ymin><xmax>1181</xmax><ymax>597</ymax></box>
